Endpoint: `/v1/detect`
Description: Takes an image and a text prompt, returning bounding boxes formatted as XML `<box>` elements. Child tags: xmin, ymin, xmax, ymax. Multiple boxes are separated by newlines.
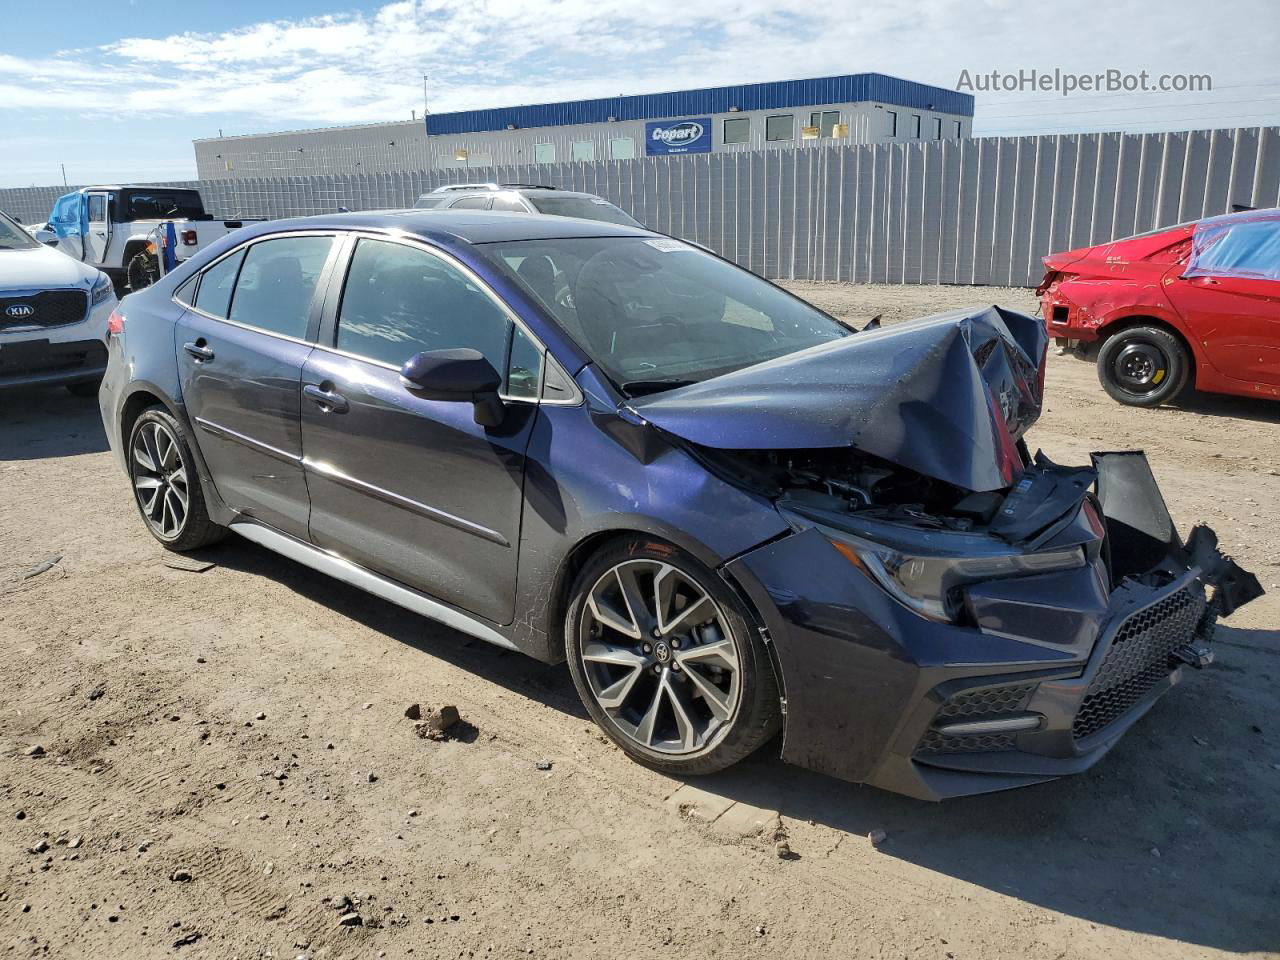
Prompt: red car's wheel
<box><xmin>1097</xmin><ymin>326</ymin><xmax>1191</xmax><ymax>407</ymax></box>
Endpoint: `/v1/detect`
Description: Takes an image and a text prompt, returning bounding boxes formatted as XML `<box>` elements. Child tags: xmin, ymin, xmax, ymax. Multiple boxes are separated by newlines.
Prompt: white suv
<box><xmin>413</xmin><ymin>183</ymin><xmax>643</xmax><ymax>227</ymax></box>
<box><xmin>0</xmin><ymin>210</ymin><xmax>117</xmax><ymax>396</ymax></box>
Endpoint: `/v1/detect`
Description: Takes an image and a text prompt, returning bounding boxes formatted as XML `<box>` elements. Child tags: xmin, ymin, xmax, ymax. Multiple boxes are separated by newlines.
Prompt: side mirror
<box><xmin>34</xmin><ymin>228</ymin><xmax>57</xmax><ymax>246</ymax></box>
<box><xmin>400</xmin><ymin>348</ymin><xmax>505</xmax><ymax>427</ymax></box>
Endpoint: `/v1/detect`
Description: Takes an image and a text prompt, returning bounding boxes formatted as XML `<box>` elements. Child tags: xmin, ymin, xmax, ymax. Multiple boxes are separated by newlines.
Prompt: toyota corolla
<box><xmin>98</xmin><ymin>211</ymin><xmax>1262</xmax><ymax>800</ymax></box>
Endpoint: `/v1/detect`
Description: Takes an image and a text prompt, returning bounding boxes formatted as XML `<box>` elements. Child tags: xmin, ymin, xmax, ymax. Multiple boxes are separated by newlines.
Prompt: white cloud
<box><xmin>2</xmin><ymin>0</ymin><xmax>1277</xmax><ymax>135</ymax></box>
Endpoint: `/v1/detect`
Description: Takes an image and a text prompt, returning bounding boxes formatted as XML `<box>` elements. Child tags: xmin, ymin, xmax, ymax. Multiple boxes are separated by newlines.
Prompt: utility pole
<box><xmin>422</xmin><ymin>75</ymin><xmax>430</xmax><ymax>119</ymax></box>
<box><xmin>60</xmin><ymin>163</ymin><xmax>67</xmax><ymax>186</ymax></box>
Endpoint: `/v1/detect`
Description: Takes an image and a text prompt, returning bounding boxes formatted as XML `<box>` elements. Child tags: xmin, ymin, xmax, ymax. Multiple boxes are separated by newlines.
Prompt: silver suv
<box><xmin>413</xmin><ymin>183</ymin><xmax>643</xmax><ymax>227</ymax></box>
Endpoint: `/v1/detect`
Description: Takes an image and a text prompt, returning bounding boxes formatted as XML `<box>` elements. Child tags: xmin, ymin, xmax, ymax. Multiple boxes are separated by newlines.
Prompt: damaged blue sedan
<box><xmin>98</xmin><ymin>211</ymin><xmax>1263</xmax><ymax>800</ymax></box>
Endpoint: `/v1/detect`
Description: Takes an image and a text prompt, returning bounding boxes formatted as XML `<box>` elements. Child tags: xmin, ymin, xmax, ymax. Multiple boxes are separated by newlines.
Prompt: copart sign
<box><xmin>645</xmin><ymin>118</ymin><xmax>712</xmax><ymax>155</ymax></box>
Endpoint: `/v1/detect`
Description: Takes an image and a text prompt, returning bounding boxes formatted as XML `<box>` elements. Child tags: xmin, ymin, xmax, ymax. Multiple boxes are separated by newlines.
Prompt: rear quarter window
<box><xmin>193</xmin><ymin>249</ymin><xmax>246</xmax><ymax>319</ymax></box>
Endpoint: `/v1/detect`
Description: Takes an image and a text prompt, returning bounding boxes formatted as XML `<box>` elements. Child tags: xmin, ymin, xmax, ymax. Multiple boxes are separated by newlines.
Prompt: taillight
<box><xmin>107</xmin><ymin>310</ymin><xmax>125</xmax><ymax>336</ymax></box>
<box><xmin>181</xmin><ymin>230</ymin><xmax>198</xmax><ymax>246</ymax></box>
<box><xmin>1035</xmin><ymin>271</ymin><xmax>1059</xmax><ymax>297</ymax></box>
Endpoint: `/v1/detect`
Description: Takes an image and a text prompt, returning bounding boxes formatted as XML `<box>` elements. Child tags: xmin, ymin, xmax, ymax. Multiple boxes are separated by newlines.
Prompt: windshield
<box><xmin>413</xmin><ymin>196</ymin><xmax>447</xmax><ymax>209</ymax></box>
<box><xmin>483</xmin><ymin>237</ymin><xmax>850</xmax><ymax>391</ymax></box>
<box><xmin>0</xmin><ymin>212</ymin><xmax>38</xmax><ymax>250</ymax></box>
<box><xmin>528</xmin><ymin>196</ymin><xmax>643</xmax><ymax>228</ymax></box>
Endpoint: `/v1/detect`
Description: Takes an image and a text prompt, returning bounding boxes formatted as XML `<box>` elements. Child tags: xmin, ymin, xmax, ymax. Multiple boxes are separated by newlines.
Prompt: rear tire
<box><xmin>127</xmin><ymin>406</ymin><xmax>227</xmax><ymax>552</ymax></box>
<box><xmin>1096</xmin><ymin>325</ymin><xmax>1190</xmax><ymax>407</ymax></box>
<box><xmin>565</xmin><ymin>538</ymin><xmax>781</xmax><ymax>776</ymax></box>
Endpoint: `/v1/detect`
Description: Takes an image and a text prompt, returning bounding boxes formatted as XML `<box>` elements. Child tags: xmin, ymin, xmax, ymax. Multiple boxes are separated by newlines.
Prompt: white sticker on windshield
<box><xmin>644</xmin><ymin>237</ymin><xmax>691</xmax><ymax>253</ymax></box>
<box><xmin>591</xmin><ymin>197</ymin><xmax>609</xmax><ymax>204</ymax></box>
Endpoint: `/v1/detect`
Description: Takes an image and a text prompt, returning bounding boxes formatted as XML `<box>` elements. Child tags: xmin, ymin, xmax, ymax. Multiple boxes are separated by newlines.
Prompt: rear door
<box><xmin>84</xmin><ymin>192</ymin><xmax>111</xmax><ymax>265</ymax></box>
<box><xmin>1166</xmin><ymin>217</ymin><xmax>1280</xmax><ymax>387</ymax></box>
<box><xmin>299</xmin><ymin>234</ymin><xmax>543</xmax><ymax>624</ymax></box>
<box><xmin>176</xmin><ymin>232</ymin><xmax>341</xmax><ymax>538</ymax></box>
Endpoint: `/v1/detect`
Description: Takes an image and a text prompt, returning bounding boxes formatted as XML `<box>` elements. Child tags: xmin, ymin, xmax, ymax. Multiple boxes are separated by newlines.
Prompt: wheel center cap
<box><xmin>653</xmin><ymin>640</ymin><xmax>672</xmax><ymax>664</ymax></box>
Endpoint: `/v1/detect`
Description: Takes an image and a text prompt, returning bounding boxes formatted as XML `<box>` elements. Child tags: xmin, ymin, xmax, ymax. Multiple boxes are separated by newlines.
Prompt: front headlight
<box><xmin>90</xmin><ymin>271</ymin><xmax>114</xmax><ymax>306</ymax></box>
<box><xmin>826</xmin><ymin>529</ymin><xmax>1086</xmax><ymax>623</ymax></box>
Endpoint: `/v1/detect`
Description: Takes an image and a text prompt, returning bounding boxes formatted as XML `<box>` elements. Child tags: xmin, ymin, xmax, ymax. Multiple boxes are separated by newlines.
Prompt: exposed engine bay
<box><xmin>689</xmin><ymin>443</ymin><xmax>1096</xmax><ymax>547</ymax></box>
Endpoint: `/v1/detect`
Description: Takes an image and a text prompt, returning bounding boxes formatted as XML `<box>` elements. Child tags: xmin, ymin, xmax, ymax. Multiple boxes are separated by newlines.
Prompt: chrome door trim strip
<box><xmin>194</xmin><ymin>416</ymin><xmax>301</xmax><ymax>464</ymax></box>
<box><xmin>301</xmin><ymin>456</ymin><xmax>510</xmax><ymax>547</ymax></box>
<box><xmin>230</xmin><ymin>520</ymin><xmax>517</xmax><ymax>651</ymax></box>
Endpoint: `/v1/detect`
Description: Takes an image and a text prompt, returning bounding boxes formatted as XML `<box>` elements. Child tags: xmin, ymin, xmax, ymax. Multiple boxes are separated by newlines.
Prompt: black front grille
<box><xmin>0</xmin><ymin>290</ymin><xmax>89</xmax><ymax>330</ymax></box>
<box><xmin>915</xmin><ymin>682</ymin><xmax>1037</xmax><ymax>756</ymax></box>
<box><xmin>1073</xmin><ymin>586</ymin><xmax>1205</xmax><ymax>741</ymax></box>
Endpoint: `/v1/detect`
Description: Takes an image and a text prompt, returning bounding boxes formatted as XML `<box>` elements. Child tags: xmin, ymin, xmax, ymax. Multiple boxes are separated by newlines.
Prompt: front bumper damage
<box><xmin>726</xmin><ymin>451</ymin><xmax>1262</xmax><ymax>801</ymax></box>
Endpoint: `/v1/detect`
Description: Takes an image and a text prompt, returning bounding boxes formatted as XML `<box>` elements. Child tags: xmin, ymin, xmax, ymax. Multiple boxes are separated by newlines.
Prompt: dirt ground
<box><xmin>1</xmin><ymin>283</ymin><xmax>1277</xmax><ymax>960</ymax></box>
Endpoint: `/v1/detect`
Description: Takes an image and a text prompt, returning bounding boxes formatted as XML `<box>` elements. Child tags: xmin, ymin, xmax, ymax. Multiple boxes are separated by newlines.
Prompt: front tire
<box><xmin>1096</xmin><ymin>325</ymin><xmax>1190</xmax><ymax>407</ymax></box>
<box><xmin>565</xmin><ymin>539</ymin><xmax>781</xmax><ymax>776</ymax></box>
<box><xmin>127</xmin><ymin>406</ymin><xmax>226</xmax><ymax>551</ymax></box>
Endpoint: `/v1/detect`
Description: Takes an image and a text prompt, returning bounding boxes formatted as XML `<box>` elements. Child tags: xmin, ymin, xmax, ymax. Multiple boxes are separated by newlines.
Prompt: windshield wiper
<box><xmin>620</xmin><ymin>378</ymin><xmax>698</xmax><ymax>396</ymax></box>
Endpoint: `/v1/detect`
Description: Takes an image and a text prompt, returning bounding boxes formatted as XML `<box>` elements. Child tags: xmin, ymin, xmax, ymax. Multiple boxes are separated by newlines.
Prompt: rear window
<box><xmin>528</xmin><ymin>196</ymin><xmax>642</xmax><ymax>227</ymax></box>
<box><xmin>126</xmin><ymin>191</ymin><xmax>206</xmax><ymax>220</ymax></box>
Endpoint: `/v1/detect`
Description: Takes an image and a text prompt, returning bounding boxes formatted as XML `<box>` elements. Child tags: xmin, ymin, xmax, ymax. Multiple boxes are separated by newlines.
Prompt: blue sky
<box><xmin>3</xmin><ymin>0</ymin><xmax>1278</xmax><ymax>188</ymax></box>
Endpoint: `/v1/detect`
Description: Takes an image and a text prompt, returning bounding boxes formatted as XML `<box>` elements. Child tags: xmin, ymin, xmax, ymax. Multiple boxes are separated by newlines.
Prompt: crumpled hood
<box><xmin>0</xmin><ymin>245</ymin><xmax>99</xmax><ymax>292</ymax></box>
<box><xmin>629</xmin><ymin>305</ymin><xmax>1048</xmax><ymax>493</ymax></box>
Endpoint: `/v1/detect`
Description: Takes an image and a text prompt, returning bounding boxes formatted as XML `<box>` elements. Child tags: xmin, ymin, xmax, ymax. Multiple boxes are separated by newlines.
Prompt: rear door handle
<box><xmin>183</xmin><ymin>341</ymin><xmax>215</xmax><ymax>362</ymax></box>
<box><xmin>304</xmin><ymin>383</ymin><xmax>349</xmax><ymax>414</ymax></box>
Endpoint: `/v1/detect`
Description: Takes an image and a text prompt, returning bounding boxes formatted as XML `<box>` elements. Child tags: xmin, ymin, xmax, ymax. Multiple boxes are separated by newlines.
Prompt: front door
<box><xmin>84</xmin><ymin>192</ymin><xmax>111</xmax><ymax>265</ymax></box>
<box><xmin>300</xmin><ymin>236</ymin><xmax>543</xmax><ymax>625</ymax></box>
<box><xmin>176</xmin><ymin>234</ymin><xmax>338</xmax><ymax>538</ymax></box>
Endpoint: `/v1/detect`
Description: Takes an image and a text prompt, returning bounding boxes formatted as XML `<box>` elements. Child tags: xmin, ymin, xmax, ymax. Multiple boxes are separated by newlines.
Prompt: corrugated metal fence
<box><xmin>5</xmin><ymin>126</ymin><xmax>1278</xmax><ymax>287</ymax></box>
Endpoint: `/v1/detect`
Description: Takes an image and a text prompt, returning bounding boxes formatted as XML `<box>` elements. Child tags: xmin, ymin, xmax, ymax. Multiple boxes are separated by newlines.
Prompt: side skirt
<box><xmin>229</xmin><ymin>520</ymin><xmax>518</xmax><ymax>652</ymax></box>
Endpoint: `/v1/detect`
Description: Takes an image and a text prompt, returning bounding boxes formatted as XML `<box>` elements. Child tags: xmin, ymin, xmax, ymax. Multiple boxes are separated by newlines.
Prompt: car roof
<box><xmin>238</xmin><ymin>209</ymin><xmax>655</xmax><ymax>244</ymax></box>
<box><xmin>422</xmin><ymin>188</ymin><xmax>616</xmax><ymax>202</ymax></box>
<box><xmin>77</xmin><ymin>184</ymin><xmax>202</xmax><ymax>192</ymax></box>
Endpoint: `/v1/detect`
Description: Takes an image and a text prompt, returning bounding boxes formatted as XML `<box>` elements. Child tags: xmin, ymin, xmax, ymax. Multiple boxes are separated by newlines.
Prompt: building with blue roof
<box><xmin>193</xmin><ymin>73</ymin><xmax>972</xmax><ymax>179</ymax></box>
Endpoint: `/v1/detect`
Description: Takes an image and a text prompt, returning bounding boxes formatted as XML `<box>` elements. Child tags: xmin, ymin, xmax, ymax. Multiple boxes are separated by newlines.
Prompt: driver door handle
<box><xmin>304</xmin><ymin>383</ymin><xmax>349</xmax><ymax>414</ymax></box>
<box><xmin>183</xmin><ymin>341</ymin><xmax>215</xmax><ymax>362</ymax></box>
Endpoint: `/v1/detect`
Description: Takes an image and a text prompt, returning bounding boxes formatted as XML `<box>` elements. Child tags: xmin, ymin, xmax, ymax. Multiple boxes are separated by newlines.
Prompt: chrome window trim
<box><xmin>328</xmin><ymin>231</ymin><xmax>583</xmax><ymax>406</ymax></box>
<box><xmin>171</xmin><ymin>229</ymin><xmax>341</xmax><ymax>343</ymax></box>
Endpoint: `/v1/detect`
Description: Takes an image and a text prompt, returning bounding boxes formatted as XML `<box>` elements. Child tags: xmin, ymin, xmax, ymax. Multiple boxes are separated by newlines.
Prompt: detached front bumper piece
<box><xmin>726</xmin><ymin>451</ymin><xmax>1261</xmax><ymax>801</ymax></box>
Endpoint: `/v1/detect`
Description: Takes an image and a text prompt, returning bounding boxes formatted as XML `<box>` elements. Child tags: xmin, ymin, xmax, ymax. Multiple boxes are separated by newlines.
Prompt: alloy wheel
<box><xmin>131</xmin><ymin>420</ymin><xmax>190</xmax><ymax>539</ymax></box>
<box><xmin>578</xmin><ymin>559</ymin><xmax>742</xmax><ymax>755</ymax></box>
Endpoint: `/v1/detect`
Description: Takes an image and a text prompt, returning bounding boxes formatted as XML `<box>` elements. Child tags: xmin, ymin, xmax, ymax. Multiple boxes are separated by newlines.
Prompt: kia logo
<box><xmin>651</xmin><ymin>121</ymin><xmax>705</xmax><ymax>145</ymax></box>
<box><xmin>4</xmin><ymin>304</ymin><xmax>35</xmax><ymax>319</ymax></box>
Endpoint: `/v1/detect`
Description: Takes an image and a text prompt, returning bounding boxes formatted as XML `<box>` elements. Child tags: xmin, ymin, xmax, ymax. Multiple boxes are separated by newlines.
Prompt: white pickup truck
<box><xmin>30</xmin><ymin>185</ymin><xmax>262</xmax><ymax>292</ymax></box>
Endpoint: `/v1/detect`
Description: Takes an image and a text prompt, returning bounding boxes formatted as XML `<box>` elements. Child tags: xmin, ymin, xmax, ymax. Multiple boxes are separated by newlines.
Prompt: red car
<box><xmin>1038</xmin><ymin>208</ymin><xmax>1280</xmax><ymax>406</ymax></box>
